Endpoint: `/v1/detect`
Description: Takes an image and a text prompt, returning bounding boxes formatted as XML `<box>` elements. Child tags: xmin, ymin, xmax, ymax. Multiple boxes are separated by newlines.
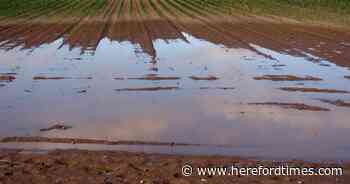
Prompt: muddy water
<box><xmin>1</xmin><ymin>31</ymin><xmax>350</xmax><ymax>161</ymax></box>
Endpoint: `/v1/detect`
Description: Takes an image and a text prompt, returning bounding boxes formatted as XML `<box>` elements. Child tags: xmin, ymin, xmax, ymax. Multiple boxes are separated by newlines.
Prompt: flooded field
<box><xmin>1</xmin><ymin>0</ymin><xmax>350</xmax><ymax>162</ymax></box>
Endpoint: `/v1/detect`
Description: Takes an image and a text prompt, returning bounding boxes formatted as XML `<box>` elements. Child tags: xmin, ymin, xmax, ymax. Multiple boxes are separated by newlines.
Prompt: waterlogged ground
<box><xmin>1</xmin><ymin>0</ymin><xmax>350</xmax><ymax>162</ymax></box>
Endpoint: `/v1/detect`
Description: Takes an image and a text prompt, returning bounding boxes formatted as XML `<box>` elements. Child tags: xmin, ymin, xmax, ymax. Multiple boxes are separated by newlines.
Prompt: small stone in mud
<box><xmin>0</xmin><ymin>75</ymin><xmax>16</xmax><ymax>82</ymax></box>
<box><xmin>279</xmin><ymin>87</ymin><xmax>350</xmax><ymax>94</ymax></box>
<box><xmin>40</xmin><ymin>124</ymin><xmax>72</xmax><ymax>132</ymax></box>
<box><xmin>189</xmin><ymin>75</ymin><xmax>219</xmax><ymax>81</ymax></box>
<box><xmin>318</xmin><ymin>99</ymin><xmax>350</xmax><ymax>107</ymax></box>
<box><xmin>254</xmin><ymin>75</ymin><xmax>322</xmax><ymax>81</ymax></box>
<box><xmin>249</xmin><ymin>102</ymin><xmax>330</xmax><ymax>111</ymax></box>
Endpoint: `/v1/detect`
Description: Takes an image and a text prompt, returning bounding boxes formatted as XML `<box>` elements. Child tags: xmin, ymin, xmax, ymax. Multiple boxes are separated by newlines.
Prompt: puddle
<box><xmin>1</xmin><ymin>19</ymin><xmax>350</xmax><ymax>161</ymax></box>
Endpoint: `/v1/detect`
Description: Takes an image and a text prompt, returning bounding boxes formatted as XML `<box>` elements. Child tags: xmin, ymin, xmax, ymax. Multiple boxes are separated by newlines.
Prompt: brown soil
<box><xmin>115</xmin><ymin>86</ymin><xmax>180</xmax><ymax>92</ymax></box>
<box><xmin>318</xmin><ymin>99</ymin><xmax>350</xmax><ymax>108</ymax></box>
<box><xmin>249</xmin><ymin>102</ymin><xmax>330</xmax><ymax>111</ymax></box>
<box><xmin>254</xmin><ymin>75</ymin><xmax>322</xmax><ymax>81</ymax></box>
<box><xmin>1</xmin><ymin>1</ymin><xmax>350</xmax><ymax>67</ymax></box>
<box><xmin>0</xmin><ymin>137</ymin><xmax>197</xmax><ymax>146</ymax></box>
<box><xmin>0</xmin><ymin>75</ymin><xmax>16</xmax><ymax>82</ymax></box>
<box><xmin>189</xmin><ymin>76</ymin><xmax>219</xmax><ymax>81</ymax></box>
<box><xmin>0</xmin><ymin>149</ymin><xmax>348</xmax><ymax>184</ymax></box>
<box><xmin>279</xmin><ymin>87</ymin><xmax>350</xmax><ymax>94</ymax></box>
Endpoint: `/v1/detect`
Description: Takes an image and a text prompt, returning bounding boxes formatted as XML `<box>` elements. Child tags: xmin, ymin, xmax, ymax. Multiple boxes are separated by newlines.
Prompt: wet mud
<box><xmin>0</xmin><ymin>149</ymin><xmax>348</xmax><ymax>184</ymax></box>
<box><xmin>33</xmin><ymin>76</ymin><xmax>92</xmax><ymax>80</ymax></box>
<box><xmin>279</xmin><ymin>87</ymin><xmax>350</xmax><ymax>94</ymax></box>
<box><xmin>189</xmin><ymin>75</ymin><xmax>219</xmax><ymax>81</ymax></box>
<box><xmin>249</xmin><ymin>102</ymin><xmax>330</xmax><ymax>111</ymax></box>
<box><xmin>254</xmin><ymin>75</ymin><xmax>322</xmax><ymax>81</ymax></box>
<box><xmin>0</xmin><ymin>75</ymin><xmax>16</xmax><ymax>82</ymax></box>
<box><xmin>0</xmin><ymin>0</ymin><xmax>349</xmax><ymax>68</ymax></box>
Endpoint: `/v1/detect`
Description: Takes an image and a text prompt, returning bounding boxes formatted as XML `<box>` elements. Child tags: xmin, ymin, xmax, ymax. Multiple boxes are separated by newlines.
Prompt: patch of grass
<box><xmin>213</xmin><ymin>0</ymin><xmax>350</xmax><ymax>25</ymax></box>
<box><xmin>139</xmin><ymin>0</ymin><xmax>148</xmax><ymax>16</ymax></box>
<box><xmin>0</xmin><ymin>0</ymin><xmax>106</xmax><ymax>17</ymax></box>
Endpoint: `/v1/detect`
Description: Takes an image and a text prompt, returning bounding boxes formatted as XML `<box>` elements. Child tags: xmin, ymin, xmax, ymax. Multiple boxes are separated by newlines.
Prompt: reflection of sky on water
<box><xmin>0</xmin><ymin>33</ymin><xmax>350</xmax><ymax>161</ymax></box>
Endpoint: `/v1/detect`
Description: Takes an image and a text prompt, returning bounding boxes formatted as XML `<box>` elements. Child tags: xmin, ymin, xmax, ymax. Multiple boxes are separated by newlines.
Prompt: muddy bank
<box><xmin>254</xmin><ymin>75</ymin><xmax>322</xmax><ymax>81</ymax></box>
<box><xmin>0</xmin><ymin>75</ymin><xmax>15</xmax><ymax>82</ymax></box>
<box><xmin>189</xmin><ymin>76</ymin><xmax>219</xmax><ymax>81</ymax></box>
<box><xmin>249</xmin><ymin>102</ymin><xmax>330</xmax><ymax>111</ymax></box>
<box><xmin>0</xmin><ymin>149</ymin><xmax>348</xmax><ymax>184</ymax></box>
<box><xmin>33</xmin><ymin>76</ymin><xmax>92</xmax><ymax>80</ymax></box>
<box><xmin>279</xmin><ymin>87</ymin><xmax>350</xmax><ymax>94</ymax></box>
